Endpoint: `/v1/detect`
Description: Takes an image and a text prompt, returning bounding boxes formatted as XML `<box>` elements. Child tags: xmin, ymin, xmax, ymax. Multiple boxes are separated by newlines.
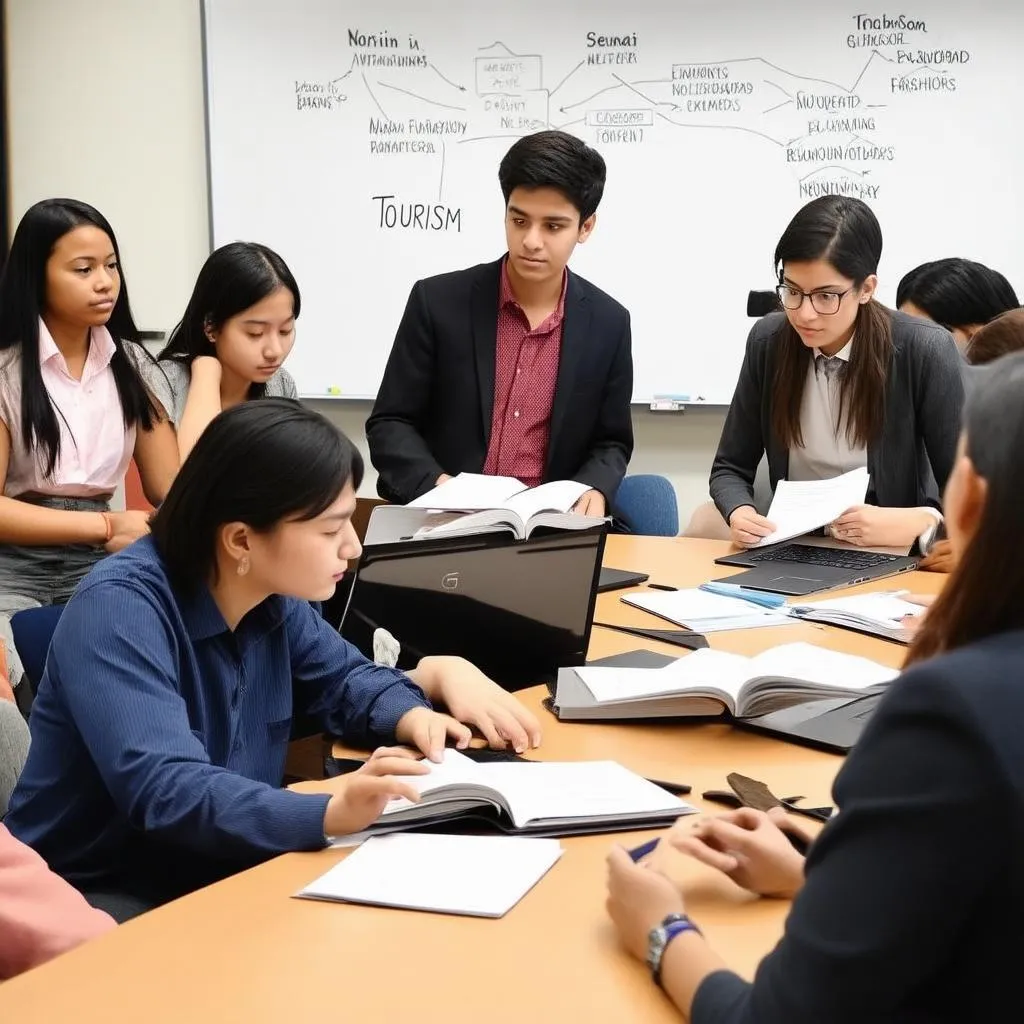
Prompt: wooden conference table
<box><xmin>0</xmin><ymin>537</ymin><xmax>943</xmax><ymax>1022</ymax></box>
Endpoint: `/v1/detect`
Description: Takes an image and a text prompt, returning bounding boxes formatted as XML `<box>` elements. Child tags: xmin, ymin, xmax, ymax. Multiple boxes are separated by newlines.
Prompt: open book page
<box><xmin>412</xmin><ymin>479</ymin><xmax>596</xmax><ymax>539</ymax></box>
<box><xmin>298</xmin><ymin>834</ymin><xmax>564</xmax><ymax>918</ymax></box>
<box><xmin>576</xmin><ymin>648</ymin><xmax>753</xmax><ymax>706</ymax></box>
<box><xmin>742</xmin><ymin>642</ymin><xmax>899</xmax><ymax>691</ymax></box>
<box><xmin>502</xmin><ymin>479</ymin><xmax>591</xmax><ymax>521</ymax></box>
<box><xmin>469</xmin><ymin>760</ymin><xmax>693</xmax><ymax>828</ymax></box>
<box><xmin>407</xmin><ymin>473</ymin><xmax>525</xmax><ymax>510</ymax></box>
<box><xmin>754</xmin><ymin>467</ymin><xmax>870</xmax><ymax>547</ymax></box>
<box><xmin>377</xmin><ymin>749</ymin><xmax>490</xmax><ymax>820</ymax></box>
<box><xmin>623</xmin><ymin>589</ymin><xmax>794</xmax><ymax>632</ymax></box>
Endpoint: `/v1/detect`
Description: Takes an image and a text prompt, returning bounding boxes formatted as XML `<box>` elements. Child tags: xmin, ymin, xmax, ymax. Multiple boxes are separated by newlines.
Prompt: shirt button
<box><xmin>514</xmin><ymin>410</ymin><xmax>520</xmax><ymax>418</ymax></box>
<box><xmin>516</xmin><ymin>368</ymin><xmax>521</xmax><ymax>376</ymax></box>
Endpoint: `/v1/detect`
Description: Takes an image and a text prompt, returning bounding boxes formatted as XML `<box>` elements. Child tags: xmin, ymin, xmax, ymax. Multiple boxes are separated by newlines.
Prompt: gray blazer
<box><xmin>709</xmin><ymin>310</ymin><xmax>965</xmax><ymax>522</ymax></box>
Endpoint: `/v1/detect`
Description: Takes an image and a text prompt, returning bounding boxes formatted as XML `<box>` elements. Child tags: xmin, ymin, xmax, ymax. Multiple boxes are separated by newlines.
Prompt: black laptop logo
<box><xmin>441</xmin><ymin>572</ymin><xmax>460</xmax><ymax>591</ymax></box>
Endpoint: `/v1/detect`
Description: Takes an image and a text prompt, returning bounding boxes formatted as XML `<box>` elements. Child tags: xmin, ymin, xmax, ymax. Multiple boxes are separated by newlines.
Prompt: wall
<box><xmin>4</xmin><ymin>0</ymin><xmax>725</xmax><ymax>524</ymax></box>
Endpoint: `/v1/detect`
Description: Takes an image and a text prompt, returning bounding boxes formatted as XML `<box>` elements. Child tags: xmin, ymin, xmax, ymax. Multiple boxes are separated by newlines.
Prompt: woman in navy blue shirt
<box><xmin>7</xmin><ymin>400</ymin><xmax>540</xmax><ymax>919</ymax></box>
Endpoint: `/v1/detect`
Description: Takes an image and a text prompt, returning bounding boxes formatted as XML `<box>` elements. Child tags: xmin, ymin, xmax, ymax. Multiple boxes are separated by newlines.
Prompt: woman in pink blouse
<box><xmin>0</xmin><ymin>199</ymin><xmax>179</xmax><ymax>692</ymax></box>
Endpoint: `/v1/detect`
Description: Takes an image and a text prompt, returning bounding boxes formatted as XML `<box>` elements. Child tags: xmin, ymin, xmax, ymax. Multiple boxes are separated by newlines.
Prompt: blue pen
<box><xmin>628</xmin><ymin>837</ymin><xmax>660</xmax><ymax>862</ymax></box>
<box><xmin>699</xmin><ymin>581</ymin><xmax>787</xmax><ymax>609</ymax></box>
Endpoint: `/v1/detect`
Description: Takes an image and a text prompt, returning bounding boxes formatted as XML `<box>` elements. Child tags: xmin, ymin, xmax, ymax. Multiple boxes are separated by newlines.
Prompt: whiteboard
<box><xmin>203</xmin><ymin>0</ymin><xmax>1024</xmax><ymax>403</ymax></box>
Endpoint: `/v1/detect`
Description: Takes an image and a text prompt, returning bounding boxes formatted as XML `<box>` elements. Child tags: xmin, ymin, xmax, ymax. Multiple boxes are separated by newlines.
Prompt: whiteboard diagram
<box><xmin>204</xmin><ymin>1</ymin><xmax>1023</xmax><ymax>402</ymax></box>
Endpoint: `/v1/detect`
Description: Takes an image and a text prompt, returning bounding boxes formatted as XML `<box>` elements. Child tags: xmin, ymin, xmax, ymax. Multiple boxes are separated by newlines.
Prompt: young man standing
<box><xmin>367</xmin><ymin>130</ymin><xmax>633</xmax><ymax>515</ymax></box>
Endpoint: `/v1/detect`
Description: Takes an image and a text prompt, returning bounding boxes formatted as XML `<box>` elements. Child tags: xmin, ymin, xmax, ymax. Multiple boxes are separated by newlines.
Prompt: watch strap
<box><xmin>651</xmin><ymin>914</ymin><xmax>702</xmax><ymax>987</ymax></box>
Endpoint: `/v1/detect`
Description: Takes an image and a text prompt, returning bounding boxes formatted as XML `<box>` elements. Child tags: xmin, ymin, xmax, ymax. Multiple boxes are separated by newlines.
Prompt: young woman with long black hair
<box><xmin>710</xmin><ymin>195</ymin><xmax>965</xmax><ymax>551</ymax></box>
<box><xmin>158</xmin><ymin>241</ymin><xmax>300</xmax><ymax>460</ymax></box>
<box><xmin>0</xmin><ymin>199</ymin><xmax>177</xmax><ymax>689</ymax></box>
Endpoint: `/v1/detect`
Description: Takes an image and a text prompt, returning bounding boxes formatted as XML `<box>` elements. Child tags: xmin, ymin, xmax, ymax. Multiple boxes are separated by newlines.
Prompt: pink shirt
<box><xmin>0</xmin><ymin>321</ymin><xmax>143</xmax><ymax>498</ymax></box>
<box><xmin>0</xmin><ymin>823</ymin><xmax>114</xmax><ymax>979</ymax></box>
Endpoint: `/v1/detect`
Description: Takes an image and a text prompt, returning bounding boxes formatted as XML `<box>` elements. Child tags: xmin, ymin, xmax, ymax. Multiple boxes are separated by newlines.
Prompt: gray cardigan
<box><xmin>151</xmin><ymin>359</ymin><xmax>298</xmax><ymax>427</ymax></box>
<box><xmin>709</xmin><ymin>310</ymin><xmax>965</xmax><ymax>521</ymax></box>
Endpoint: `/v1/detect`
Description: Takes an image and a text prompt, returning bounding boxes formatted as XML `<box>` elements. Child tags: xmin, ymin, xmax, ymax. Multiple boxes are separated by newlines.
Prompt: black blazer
<box><xmin>709</xmin><ymin>310</ymin><xmax>965</xmax><ymax>521</ymax></box>
<box><xmin>366</xmin><ymin>258</ymin><xmax>633</xmax><ymax>504</ymax></box>
<box><xmin>693</xmin><ymin>630</ymin><xmax>1024</xmax><ymax>1022</ymax></box>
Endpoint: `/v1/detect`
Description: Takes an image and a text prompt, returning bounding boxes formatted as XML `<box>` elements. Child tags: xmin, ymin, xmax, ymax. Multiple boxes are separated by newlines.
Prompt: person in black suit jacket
<box><xmin>366</xmin><ymin>131</ymin><xmax>633</xmax><ymax>515</ymax></box>
<box><xmin>709</xmin><ymin>195</ymin><xmax>964</xmax><ymax>551</ymax></box>
<box><xmin>603</xmin><ymin>353</ymin><xmax>1024</xmax><ymax>1022</ymax></box>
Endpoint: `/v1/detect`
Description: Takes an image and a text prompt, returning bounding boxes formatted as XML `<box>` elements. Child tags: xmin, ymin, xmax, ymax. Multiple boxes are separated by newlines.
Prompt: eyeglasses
<box><xmin>776</xmin><ymin>284</ymin><xmax>853</xmax><ymax>316</ymax></box>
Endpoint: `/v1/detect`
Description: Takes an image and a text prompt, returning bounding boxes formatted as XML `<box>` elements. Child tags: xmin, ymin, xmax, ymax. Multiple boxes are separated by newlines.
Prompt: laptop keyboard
<box><xmin>744</xmin><ymin>543</ymin><xmax>904</xmax><ymax>570</ymax></box>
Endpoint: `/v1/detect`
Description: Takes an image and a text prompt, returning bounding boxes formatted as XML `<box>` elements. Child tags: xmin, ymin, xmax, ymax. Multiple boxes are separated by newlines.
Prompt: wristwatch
<box><xmin>647</xmin><ymin>912</ymin><xmax>703</xmax><ymax>987</ymax></box>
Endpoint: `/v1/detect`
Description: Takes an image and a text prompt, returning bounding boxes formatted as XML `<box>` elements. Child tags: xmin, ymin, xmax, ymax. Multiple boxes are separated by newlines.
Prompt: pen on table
<box><xmin>629</xmin><ymin>837</ymin><xmax>660</xmax><ymax>862</ymax></box>
<box><xmin>645</xmin><ymin>777</ymin><xmax>692</xmax><ymax>796</ymax></box>
<box><xmin>647</xmin><ymin>583</ymin><xmax>678</xmax><ymax>591</ymax></box>
<box><xmin>698</xmin><ymin>580</ymin><xmax>787</xmax><ymax>608</ymax></box>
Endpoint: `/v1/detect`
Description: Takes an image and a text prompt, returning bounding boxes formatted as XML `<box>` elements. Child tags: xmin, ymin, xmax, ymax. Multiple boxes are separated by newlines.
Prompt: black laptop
<box><xmin>737</xmin><ymin>691</ymin><xmax>884</xmax><ymax>754</ymax></box>
<box><xmin>339</xmin><ymin>525</ymin><xmax>607</xmax><ymax>691</ymax></box>
<box><xmin>713</xmin><ymin>540</ymin><xmax>918</xmax><ymax>596</ymax></box>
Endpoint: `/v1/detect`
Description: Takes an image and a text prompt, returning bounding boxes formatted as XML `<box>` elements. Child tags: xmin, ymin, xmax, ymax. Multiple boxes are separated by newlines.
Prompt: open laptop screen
<box><xmin>339</xmin><ymin>527</ymin><xmax>606</xmax><ymax>690</ymax></box>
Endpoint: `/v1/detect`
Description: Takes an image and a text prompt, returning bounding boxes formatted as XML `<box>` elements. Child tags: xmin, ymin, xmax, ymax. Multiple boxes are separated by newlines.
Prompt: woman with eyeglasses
<box><xmin>710</xmin><ymin>196</ymin><xmax>965</xmax><ymax>550</ymax></box>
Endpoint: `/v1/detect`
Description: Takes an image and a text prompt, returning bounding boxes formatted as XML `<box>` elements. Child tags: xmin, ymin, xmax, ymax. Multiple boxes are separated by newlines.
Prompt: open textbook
<box><xmin>408</xmin><ymin>475</ymin><xmax>604</xmax><ymax>540</ymax></box>
<box><xmin>297</xmin><ymin>834</ymin><xmax>563</xmax><ymax>918</ymax></box>
<box><xmin>329</xmin><ymin>749</ymin><xmax>695</xmax><ymax>840</ymax></box>
<box><xmin>788</xmin><ymin>592</ymin><xmax>925</xmax><ymax>644</ymax></box>
<box><xmin>565</xmin><ymin>642</ymin><xmax>898</xmax><ymax>719</ymax></box>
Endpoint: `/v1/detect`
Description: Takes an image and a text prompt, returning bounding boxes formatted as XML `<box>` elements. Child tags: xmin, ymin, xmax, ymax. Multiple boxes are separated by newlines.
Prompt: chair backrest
<box><xmin>9</xmin><ymin>605</ymin><xmax>64</xmax><ymax>714</ymax></box>
<box><xmin>353</xmin><ymin>497</ymin><xmax>385</xmax><ymax>543</ymax></box>
<box><xmin>612</xmin><ymin>474</ymin><xmax>679</xmax><ymax>537</ymax></box>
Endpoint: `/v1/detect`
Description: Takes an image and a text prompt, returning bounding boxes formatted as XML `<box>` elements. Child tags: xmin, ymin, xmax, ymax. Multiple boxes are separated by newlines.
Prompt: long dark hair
<box><xmin>151</xmin><ymin>399</ymin><xmax>362</xmax><ymax>589</ymax></box>
<box><xmin>896</xmin><ymin>258</ymin><xmax>1018</xmax><ymax>331</ymax></box>
<box><xmin>0</xmin><ymin>198</ymin><xmax>159</xmax><ymax>476</ymax></box>
<box><xmin>906</xmin><ymin>352</ymin><xmax>1024</xmax><ymax>664</ymax></box>
<box><xmin>770</xmin><ymin>196</ymin><xmax>891</xmax><ymax>450</ymax></box>
<box><xmin>160</xmin><ymin>242</ymin><xmax>300</xmax><ymax>400</ymax></box>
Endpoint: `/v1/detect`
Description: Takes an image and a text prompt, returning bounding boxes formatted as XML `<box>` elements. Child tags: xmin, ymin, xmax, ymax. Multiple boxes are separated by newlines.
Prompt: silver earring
<box><xmin>236</xmin><ymin>557</ymin><xmax>250</xmax><ymax>577</ymax></box>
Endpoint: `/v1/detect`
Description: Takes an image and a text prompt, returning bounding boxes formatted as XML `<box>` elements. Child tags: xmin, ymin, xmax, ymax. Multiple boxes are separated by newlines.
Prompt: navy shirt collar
<box><xmin>179</xmin><ymin>581</ymin><xmax>287</xmax><ymax>642</ymax></box>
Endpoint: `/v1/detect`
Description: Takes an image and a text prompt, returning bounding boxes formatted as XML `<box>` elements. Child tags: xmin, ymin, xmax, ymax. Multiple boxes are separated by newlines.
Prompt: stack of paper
<box><xmin>755</xmin><ymin>468</ymin><xmax>871</xmax><ymax>547</ymax></box>
<box><xmin>296</xmin><ymin>833</ymin><xmax>563</xmax><ymax>918</ymax></box>
<box><xmin>622</xmin><ymin>588</ymin><xmax>795</xmax><ymax>632</ymax></box>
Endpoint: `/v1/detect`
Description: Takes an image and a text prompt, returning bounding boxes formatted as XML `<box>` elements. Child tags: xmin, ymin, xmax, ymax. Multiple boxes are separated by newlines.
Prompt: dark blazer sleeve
<box><xmin>904</xmin><ymin>319</ymin><xmax>965</xmax><ymax>498</ymax></box>
<box><xmin>365</xmin><ymin>281</ymin><xmax>446</xmax><ymax>503</ymax></box>
<box><xmin>709</xmin><ymin>317</ymin><xmax>777</xmax><ymax>522</ymax></box>
<box><xmin>691</xmin><ymin>664</ymin><xmax>1005</xmax><ymax>1024</ymax></box>
<box><xmin>572</xmin><ymin>312</ymin><xmax>633</xmax><ymax>501</ymax></box>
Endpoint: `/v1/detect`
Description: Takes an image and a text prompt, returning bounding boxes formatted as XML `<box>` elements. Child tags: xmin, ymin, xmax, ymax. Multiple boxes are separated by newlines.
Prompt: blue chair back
<box><xmin>9</xmin><ymin>605</ymin><xmax>65</xmax><ymax>713</ymax></box>
<box><xmin>612</xmin><ymin>474</ymin><xmax>679</xmax><ymax>537</ymax></box>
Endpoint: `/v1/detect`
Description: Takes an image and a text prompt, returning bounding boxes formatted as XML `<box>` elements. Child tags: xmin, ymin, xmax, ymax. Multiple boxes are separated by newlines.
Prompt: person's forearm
<box><xmin>176</xmin><ymin>370</ymin><xmax>222</xmax><ymax>462</ymax></box>
<box><xmin>660</xmin><ymin>931</ymin><xmax>731</xmax><ymax>1021</ymax></box>
<box><xmin>0</xmin><ymin>496</ymin><xmax>107</xmax><ymax>546</ymax></box>
<box><xmin>405</xmin><ymin>657</ymin><xmax>442</xmax><ymax>700</ymax></box>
